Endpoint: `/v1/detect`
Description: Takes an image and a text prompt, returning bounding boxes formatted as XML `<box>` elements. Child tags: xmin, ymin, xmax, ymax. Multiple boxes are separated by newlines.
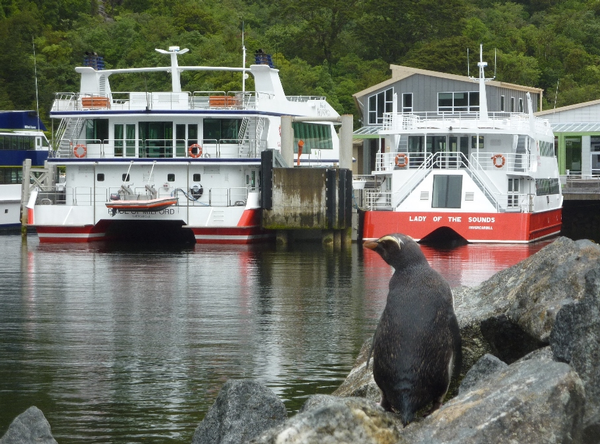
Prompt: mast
<box><xmin>32</xmin><ymin>37</ymin><xmax>40</xmax><ymax>130</ymax></box>
<box><xmin>476</xmin><ymin>44</ymin><xmax>489</xmax><ymax>120</ymax></box>
<box><xmin>242</xmin><ymin>22</ymin><xmax>246</xmax><ymax>93</ymax></box>
<box><xmin>155</xmin><ymin>46</ymin><xmax>189</xmax><ymax>93</ymax></box>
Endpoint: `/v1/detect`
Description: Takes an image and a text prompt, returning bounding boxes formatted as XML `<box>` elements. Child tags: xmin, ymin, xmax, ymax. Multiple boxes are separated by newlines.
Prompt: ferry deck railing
<box><xmin>51</xmin><ymin>91</ymin><xmax>329</xmax><ymax>112</ymax></box>
<box><xmin>362</xmin><ymin>150</ymin><xmax>529</xmax><ymax>211</ymax></box>
<box><xmin>54</xmin><ymin>138</ymin><xmax>265</xmax><ymax>159</ymax></box>
<box><xmin>35</xmin><ymin>186</ymin><xmax>250</xmax><ymax>208</ymax></box>
<box><xmin>381</xmin><ymin>111</ymin><xmax>553</xmax><ymax>136</ymax></box>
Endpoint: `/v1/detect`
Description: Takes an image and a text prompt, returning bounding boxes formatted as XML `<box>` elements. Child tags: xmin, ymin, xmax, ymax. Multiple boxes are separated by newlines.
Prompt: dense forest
<box><xmin>1</xmin><ymin>0</ymin><xmax>600</xmax><ymax>128</ymax></box>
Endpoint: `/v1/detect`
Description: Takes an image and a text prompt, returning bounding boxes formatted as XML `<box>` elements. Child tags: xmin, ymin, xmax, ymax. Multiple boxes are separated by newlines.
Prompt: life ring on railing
<box><xmin>395</xmin><ymin>153</ymin><xmax>408</xmax><ymax>168</ymax></box>
<box><xmin>188</xmin><ymin>143</ymin><xmax>203</xmax><ymax>158</ymax></box>
<box><xmin>491</xmin><ymin>154</ymin><xmax>506</xmax><ymax>168</ymax></box>
<box><xmin>73</xmin><ymin>144</ymin><xmax>87</xmax><ymax>158</ymax></box>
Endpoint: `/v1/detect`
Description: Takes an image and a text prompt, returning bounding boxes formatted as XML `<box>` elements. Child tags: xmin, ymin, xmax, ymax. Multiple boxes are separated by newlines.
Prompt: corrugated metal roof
<box><xmin>551</xmin><ymin>122</ymin><xmax>600</xmax><ymax>133</ymax></box>
<box><xmin>353</xmin><ymin>125</ymin><xmax>383</xmax><ymax>138</ymax></box>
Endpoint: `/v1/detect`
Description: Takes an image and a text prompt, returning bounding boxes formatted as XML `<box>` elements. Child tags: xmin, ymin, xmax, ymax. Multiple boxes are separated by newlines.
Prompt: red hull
<box><xmin>36</xmin><ymin>224</ymin><xmax>111</xmax><ymax>243</ymax></box>
<box><xmin>35</xmin><ymin>209</ymin><xmax>276</xmax><ymax>245</ymax></box>
<box><xmin>362</xmin><ymin>209</ymin><xmax>562</xmax><ymax>243</ymax></box>
<box><xmin>190</xmin><ymin>209</ymin><xmax>274</xmax><ymax>244</ymax></box>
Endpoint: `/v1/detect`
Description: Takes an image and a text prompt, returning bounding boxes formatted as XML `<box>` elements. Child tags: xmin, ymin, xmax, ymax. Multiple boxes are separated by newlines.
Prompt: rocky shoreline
<box><xmin>2</xmin><ymin>236</ymin><xmax>599</xmax><ymax>444</ymax></box>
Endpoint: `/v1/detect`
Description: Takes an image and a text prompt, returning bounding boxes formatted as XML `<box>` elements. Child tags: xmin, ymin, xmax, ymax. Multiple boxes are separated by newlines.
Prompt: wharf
<box><xmin>562</xmin><ymin>177</ymin><xmax>600</xmax><ymax>200</ymax></box>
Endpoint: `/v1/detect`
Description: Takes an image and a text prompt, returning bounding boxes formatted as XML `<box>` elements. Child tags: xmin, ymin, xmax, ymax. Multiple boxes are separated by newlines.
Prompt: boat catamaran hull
<box><xmin>359</xmin><ymin>47</ymin><xmax>562</xmax><ymax>244</ymax></box>
<box><xmin>28</xmin><ymin>47</ymin><xmax>341</xmax><ymax>244</ymax></box>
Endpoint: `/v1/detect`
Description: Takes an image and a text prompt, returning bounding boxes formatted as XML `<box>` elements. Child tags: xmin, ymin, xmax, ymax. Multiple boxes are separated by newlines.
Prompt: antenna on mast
<box><xmin>493</xmin><ymin>48</ymin><xmax>497</xmax><ymax>80</ymax></box>
<box><xmin>467</xmin><ymin>48</ymin><xmax>470</xmax><ymax>77</ymax></box>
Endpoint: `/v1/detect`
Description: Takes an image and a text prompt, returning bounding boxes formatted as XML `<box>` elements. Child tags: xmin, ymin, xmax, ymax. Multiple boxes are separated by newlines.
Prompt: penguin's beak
<box><xmin>363</xmin><ymin>240</ymin><xmax>378</xmax><ymax>250</ymax></box>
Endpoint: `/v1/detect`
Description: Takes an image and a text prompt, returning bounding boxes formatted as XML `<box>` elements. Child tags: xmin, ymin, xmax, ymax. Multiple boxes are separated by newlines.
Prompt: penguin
<box><xmin>364</xmin><ymin>233</ymin><xmax>461</xmax><ymax>426</ymax></box>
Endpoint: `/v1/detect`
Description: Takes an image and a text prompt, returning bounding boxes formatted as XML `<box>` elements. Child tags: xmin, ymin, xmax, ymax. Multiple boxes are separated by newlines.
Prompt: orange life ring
<box><xmin>491</xmin><ymin>154</ymin><xmax>506</xmax><ymax>168</ymax></box>
<box><xmin>395</xmin><ymin>153</ymin><xmax>408</xmax><ymax>168</ymax></box>
<box><xmin>73</xmin><ymin>144</ymin><xmax>87</xmax><ymax>158</ymax></box>
<box><xmin>189</xmin><ymin>143</ymin><xmax>203</xmax><ymax>158</ymax></box>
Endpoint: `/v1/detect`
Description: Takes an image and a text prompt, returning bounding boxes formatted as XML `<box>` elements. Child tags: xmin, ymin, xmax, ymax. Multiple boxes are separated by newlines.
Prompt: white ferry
<box><xmin>358</xmin><ymin>48</ymin><xmax>562</xmax><ymax>243</ymax></box>
<box><xmin>27</xmin><ymin>47</ymin><xmax>340</xmax><ymax>243</ymax></box>
<box><xmin>0</xmin><ymin>111</ymin><xmax>50</xmax><ymax>230</ymax></box>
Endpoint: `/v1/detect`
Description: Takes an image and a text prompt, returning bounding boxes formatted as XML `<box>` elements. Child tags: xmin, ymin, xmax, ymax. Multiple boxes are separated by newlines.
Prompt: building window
<box><xmin>500</xmin><ymin>95</ymin><xmax>505</xmax><ymax>112</ymax></box>
<box><xmin>368</xmin><ymin>88</ymin><xmax>393</xmax><ymax>124</ymax></box>
<box><xmin>438</xmin><ymin>92</ymin><xmax>479</xmax><ymax>113</ymax></box>
<box><xmin>402</xmin><ymin>93</ymin><xmax>413</xmax><ymax>112</ymax></box>
<box><xmin>519</xmin><ymin>98</ymin><xmax>524</xmax><ymax>113</ymax></box>
<box><xmin>565</xmin><ymin>136</ymin><xmax>582</xmax><ymax>174</ymax></box>
<box><xmin>511</xmin><ymin>97</ymin><xmax>515</xmax><ymax>112</ymax></box>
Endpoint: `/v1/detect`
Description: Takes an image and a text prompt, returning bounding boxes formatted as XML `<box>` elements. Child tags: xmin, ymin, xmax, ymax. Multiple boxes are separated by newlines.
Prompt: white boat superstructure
<box><xmin>28</xmin><ymin>47</ymin><xmax>341</xmax><ymax>243</ymax></box>
<box><xmin>359</xmin><ymin>46</ymin><xmax>562</xmax><ymax>243</ymax></box>
<box><xmin>1</xmin><ymin>111</ymin><xmax>50</xmax><ymax>230</ymax></box>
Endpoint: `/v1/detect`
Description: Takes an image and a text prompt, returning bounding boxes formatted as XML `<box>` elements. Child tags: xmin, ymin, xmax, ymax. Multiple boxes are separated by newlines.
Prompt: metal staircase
<box><xmin>55</xmin><ymin>117</ymin><xmax>85</xmax><ymax>158</ymax></box>
<box><xmin>238</xmin><ymin>117</ymin><xmax>267</xmax><ymax>157</ymax></box>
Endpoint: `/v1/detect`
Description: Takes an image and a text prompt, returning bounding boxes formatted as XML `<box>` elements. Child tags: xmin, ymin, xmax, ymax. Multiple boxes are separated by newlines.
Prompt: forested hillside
<box><xmin>1</xmin><ymin>0</ymin><xmax>599</xmax><ymax>127</ymax></box>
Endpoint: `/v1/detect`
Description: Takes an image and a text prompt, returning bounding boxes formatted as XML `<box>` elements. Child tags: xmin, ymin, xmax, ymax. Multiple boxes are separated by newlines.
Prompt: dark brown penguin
<box><xmin>364</xmin><ymin>233</ymin><xmax>461</xmax><ymax>426</ymax></box>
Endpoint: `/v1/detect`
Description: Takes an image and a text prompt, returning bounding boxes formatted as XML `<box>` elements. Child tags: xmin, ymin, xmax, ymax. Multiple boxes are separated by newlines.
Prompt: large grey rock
<box><xmin>192</xmin><ymin>380</ymin><xmax>287</xmax><ymax>444</ymax></box>
<box><xmin>402</xmin><ymin>350</ymin><xmax>585</xmax><ymax>444</ymax></box>
<box><xmin>458</xmin><ymin>353</ymin><xmax>507</xmax><ymax>395</ymax></box>
<box><xmin>454</xmin><ymin>237</ymin><xmax>600</xmax><ymax>371</ymax></box>
<box><xmin>331</xmin><ymin>338</ymin><xmax>379</xmax><ymax>402</ymax></box>
<box><xmin>0</xmin><ymin>406</ymin><xmax>57</xmax><ymax>444</ymax></box>
<box><xmin>551</xmin><ymin>268</ymin><xmax>600</xmax><ymax>443</ymax></box>
<box><xmin>251</xmin><ymin>397</ymin><xmax>406</xmax><ymax>444</ymax></box>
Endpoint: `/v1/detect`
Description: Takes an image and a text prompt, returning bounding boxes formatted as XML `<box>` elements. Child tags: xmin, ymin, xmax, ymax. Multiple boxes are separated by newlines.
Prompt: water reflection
<box><xmin>0</xmin><ymin>235</ymin><xmax>552</xmax><ymax>443</ymax></box>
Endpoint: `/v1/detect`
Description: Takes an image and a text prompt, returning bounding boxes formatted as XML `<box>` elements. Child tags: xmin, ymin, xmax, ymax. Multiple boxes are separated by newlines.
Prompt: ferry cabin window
<box><xmin>203</xmin><ymin>119</ymin><xmax>240</xmax><ymax>143</ymax></box>
<box><xmin>86</xmin><ymin>119</ymin><xmax>109</xmax><ymax>144</ymax></box>
<box><xmin>139</xmin><ymin>122</ymin><xmax>173</xmax><ymax>158</ymax></box>
<box><xmin>115</xmin><ymin>124</ymin><xmax>136</xmax><ymax>157</ymax></box>
<box><xmin>292</xmin><ymin>122</ymin><xmax>333</xmax><ymax>153</ymax></box>
<box><xmin>536</xmin><ymin>178</ymin><xmax>560</xmax><ymax>195</ymax></box>
<box><xmin>97</xmin><ymin>173</ymin><xmax>105</xmax><ymax>182</ymax></box>
<box><xmin>438</xmin><ymin>92</ymin><xmax>479</xmax><ymax>113</ymax></box>
<box><xmin>508</xmin><ymin>178</ymin><xmax>519</xmax><ymax>207</ymax></box>
<box><xmin>168</xmin><ymin>174</ymin><xmax>175</xmax><ymax>182</ymax></box>
<box><xmin>471</xmin><ymin>135</ymin><xmax>484</xmax><ymax>150</ymax></box>
<box><xmin>0</xmin><ymin>135</ymin><xmax>36</xmax><ymax>150</ymax></box>
<box><xmin>0</xmin><ymin>167</ymin><xmax>22</xmax><ymax>184</ymax></box>
<box><xmin>368</xmin><ymin>88</ymin><xmax>393</xmax><ymax>124</ymax></box>
<box><xmin>193</xmin><ymin>174</ymin><xmax>201</xmax><ymax>182</ymax></box>
<box><xmin>539</xmin><ymin>140</ymin><xmax>554</xmax><ymax>157</ymax></box>
<box><xmin>432</xmin><ymin>175</ymin><xmax>462</xmax><ymax>208</ymax></box>
<box><xmin>402</xmin><ymin>93</ymin><xmax>413</xmax><ymax>112</ymax></box>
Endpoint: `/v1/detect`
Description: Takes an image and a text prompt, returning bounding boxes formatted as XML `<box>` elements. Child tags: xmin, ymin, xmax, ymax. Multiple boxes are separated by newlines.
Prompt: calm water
<box><xmin>0</xmin><ymin>234</ymin><xmax>552</xmax><ymax>443</ymax></box>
